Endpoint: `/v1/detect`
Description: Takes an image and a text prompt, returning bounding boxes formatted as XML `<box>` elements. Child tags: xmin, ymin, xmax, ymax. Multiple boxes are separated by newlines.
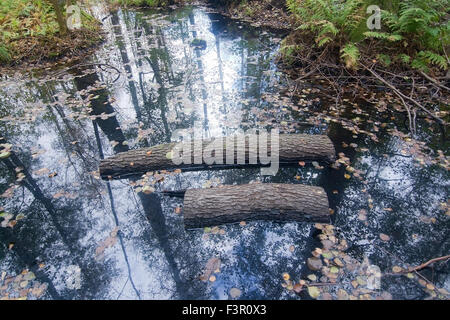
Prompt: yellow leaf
<box><xmin>307</xmin><ymin>286</ymin><xmax>320</xmax><ymax>299</ymax></box>
<box><xmin>392</xmin><ymin>266</ymin><xmax>402</xmax><ymax>273</ymax></box>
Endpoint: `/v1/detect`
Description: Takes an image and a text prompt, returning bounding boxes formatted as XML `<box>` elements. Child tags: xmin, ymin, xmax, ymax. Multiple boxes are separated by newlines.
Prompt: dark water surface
<box><xmin>0</xmin><ymin>5</ymin><xmax>448</xmax><ymax>300</ymax></box>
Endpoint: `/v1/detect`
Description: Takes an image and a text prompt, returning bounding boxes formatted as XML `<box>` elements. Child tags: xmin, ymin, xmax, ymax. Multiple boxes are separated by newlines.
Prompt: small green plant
<box><xmin>0</xmin><ymin>44</ymin><xmax>11</xmax><ymax>63</ymax></box>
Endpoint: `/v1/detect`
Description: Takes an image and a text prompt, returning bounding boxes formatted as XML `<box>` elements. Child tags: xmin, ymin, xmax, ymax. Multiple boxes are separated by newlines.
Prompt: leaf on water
<box><xmin>31</xmin><ymin>283</ymin><xmax>47</xmax><ymax>298</ymax></box>
<box><xmin>282</xmin><ymin>273</ymin><xmax>290</xmax><ymax>281</ymax></box>
<box><xmin>200</xmin><ymin>257</ymin><xmax>221</xmax><ymax>282</ymax></box>
<box><xmin>337</xmin><ymin>289</ymin><xmax>349</xmax><ymax>300</ymax></box>
<box><xmin>0</xmin><ymin>152</ymin><xmax>11</xmax><ymax>159</ymax></box>
<box><xmin>142</xmin><ymin>186</ymin><xmax>155</xmax><ymax>195</ymax></box>
<box><xmin>293</xmin><ymin>283</ymin><xmax>303</xmax><ymax>293</ymax></box>
<box><xmin>307</xmin><ymin>286</ymin><xmax>320</xmax><ymax>299</ymax></box>
<box><xmin>379</xmin><ymin>233</ymin><xmax>390</xmax><ymax>241</ymax></box>
<box><xmin>230</xmin><ymin>288</ymin><xmax>241</xmax><ymax>298</ymax></box>
<box><xmin>175</xmin><ymin>207</ymin><xmax>182</xmax><ymax>214</ymax></box>
<box><xmin>330</xmin><ymin>266</ymin><xmax>339</xmax><ymax>274</ymax></box>
<box><xmin>392</xmin><ymin>266</ymin><xmax>402</xmax><ymax>273</ymax></box>
<box><xmin>426</xmin><ymin>283</ymin><xmax>435</xmax><ymax>291</ymax></box>
<box><xmin>211</xmin><ymin>226</ymin><xmax>219</xmax><ymax>234</ymax></box>
<box><xmin>95</xmin><ymin>227</ymin><xmax>120</xmax><ymax>259</ymax></box>
<box><xmin>23</xmin><ymin>272</ymin><xmax>35</xmax><ymax>281</ymax></box>
<box><xmin>33</xmin><ymin>168</ymin><xmax>50</xmax><ymax>176</ymax></box>
<box><xmin>307</xmin><ymin>274</ymin><xmax>317</xmax><ymax>281</ymax></box>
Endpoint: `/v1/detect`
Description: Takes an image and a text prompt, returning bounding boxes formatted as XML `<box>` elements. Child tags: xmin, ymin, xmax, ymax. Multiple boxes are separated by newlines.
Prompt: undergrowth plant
<box><xmin>0</xmin><ymin>0</ymin><xmax>99</xmax><ymax>63</ymax></box>
<box><xmin>284</xmin><ymin>0</ymin><xmax>449</xmax><ymax>73</ymax></box>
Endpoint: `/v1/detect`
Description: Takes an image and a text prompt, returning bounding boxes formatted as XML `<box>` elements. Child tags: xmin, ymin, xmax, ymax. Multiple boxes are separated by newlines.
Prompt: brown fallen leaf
<box><xmin>379</xmin><ymin>233</ymin><xmax>390</xmax><ymax>241</ymax></box>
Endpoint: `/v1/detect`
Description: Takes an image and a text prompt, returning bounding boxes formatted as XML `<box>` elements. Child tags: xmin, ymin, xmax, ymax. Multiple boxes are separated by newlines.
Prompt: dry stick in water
<box><xmin>404</xmin><ymin>254</ymin><xmax>450</xmax><ymax>273</ymax></box>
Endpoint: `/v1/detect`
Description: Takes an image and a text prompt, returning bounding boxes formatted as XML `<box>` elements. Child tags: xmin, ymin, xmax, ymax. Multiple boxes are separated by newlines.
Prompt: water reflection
<box><xmin>0</xmin><ymin>5</ymin><xmax>448</xmax><ymax>300</ymax></box>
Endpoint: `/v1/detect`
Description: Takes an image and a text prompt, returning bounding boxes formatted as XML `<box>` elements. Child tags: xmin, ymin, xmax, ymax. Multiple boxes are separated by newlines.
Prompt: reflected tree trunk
<box><xmin>76</xmin><ymin>68</ymin><xmax>190</xmax><ymax>298</ymax></box>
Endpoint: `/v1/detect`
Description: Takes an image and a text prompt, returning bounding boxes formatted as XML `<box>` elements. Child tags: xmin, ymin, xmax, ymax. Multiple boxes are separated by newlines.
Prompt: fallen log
<box><xmin>100</xmin><ymin>134</ymin><xmax>335</xmax><ymax>179</ymax></box>
<box><xmin>183</xmin><ymin>183</ymin><xmax>330</xmax><ymax>229</ymax></box>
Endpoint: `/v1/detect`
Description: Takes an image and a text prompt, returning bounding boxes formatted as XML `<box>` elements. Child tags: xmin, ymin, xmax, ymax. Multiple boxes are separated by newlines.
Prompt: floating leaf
<box><xmin>307</xmin><ymin>286</ymin><xmax>320</xmax><ymax>299</ymax></box>
<box><xmin>307</xmin><ymin>274</ymin><xmax>317</xmax><ymax>281</ymax></box>
<box><xmin>0</xmin><ymin>152</ymin><xmax>11</xmax><ymax>159</ymax></box>
<box><xmin>379</xmin><ymin>233</ymin><xmax>390</xmax><ymax>241</ymax></box>
<box><xmin>200</xmin><ymin>257</ymin><xmax>221</xmax><ymax>282</ymax></box>
<box><xmin>392</xmin><ymin>266</ymin><xmax>402</xmax><ymax>273</ymax></box>
<box><xmin>142</xmin><ymin>186</ymin><xmax>155</xmax><ymax>195</ymax></box>
<box><xmin>330</xmin><ymin>266</ymin><xmax>339</xmax><ymax>274</ymax></box>
<box><xmin>293</xmin><ymin>283</ymin><xmax>303</xmax><ymax>293</ymax></box>
<box><xmin>230</xmin><ymin>288</ymin><xmax>241</xmax><ymax>298</ymax></box>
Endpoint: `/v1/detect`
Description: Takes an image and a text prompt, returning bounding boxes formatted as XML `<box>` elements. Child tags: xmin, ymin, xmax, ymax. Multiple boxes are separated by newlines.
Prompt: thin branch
<box><xmin>418</xmin><ymin>70</ymin><xmax>450</xmax><ymax>92</ymax></box>
<box><xmin>405</xmin><ymin>255</ymin><xmax>450</xmax><ymax>273</ymax></box>
<box><xmin>362</xmin><ymin>63</ymin><xmax>447</xmax><ymax>126</ymax></box>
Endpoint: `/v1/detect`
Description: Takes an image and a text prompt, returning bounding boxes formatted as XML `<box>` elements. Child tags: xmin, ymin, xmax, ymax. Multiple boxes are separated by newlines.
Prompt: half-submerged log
<box><xmin>183</xmin><ymin>183</ymin><xmax>330</xmax><ymax>229</ymax></box>
<box><xmin>100</xmin><ymin>134</ymin><xmax>335</xmax><ymax>179</ymax></box>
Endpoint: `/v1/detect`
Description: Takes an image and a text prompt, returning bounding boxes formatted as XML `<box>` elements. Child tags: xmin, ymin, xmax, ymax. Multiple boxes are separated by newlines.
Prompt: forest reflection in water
<box><xmin>0</xmin><ymin>5</ymin><xmax>448</xmax><ymax>300</ymax></box>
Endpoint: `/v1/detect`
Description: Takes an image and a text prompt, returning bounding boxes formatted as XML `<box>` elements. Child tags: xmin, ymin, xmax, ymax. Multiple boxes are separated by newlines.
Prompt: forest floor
<box><xmin>0</xmin><ymin>29</ymin><xmax>104</xmax><ymax>74</ymax></box>
<box><xmin>0</xmin><ymin>0</ymin><xmax>104</xmax><ymax>74</ymax></box>
<box><xmin>212</xmin><ymin>0</ymin><xmax>291</xmax><ymax>30</ymax></box>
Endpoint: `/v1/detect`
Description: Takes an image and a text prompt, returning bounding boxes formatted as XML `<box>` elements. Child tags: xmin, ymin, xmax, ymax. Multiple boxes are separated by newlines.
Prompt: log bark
<box><xmin>99</xmin><ymin>134</ymin><xmax>335</xmax><ymax>179</ymax></box>
<box><xmin>183</xmin><ymin>183</ymin><xmax>330</xmax><ymax>229</ymax></box>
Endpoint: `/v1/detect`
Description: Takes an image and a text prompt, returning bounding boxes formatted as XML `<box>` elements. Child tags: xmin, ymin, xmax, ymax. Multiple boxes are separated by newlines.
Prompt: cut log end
<box><xmin>183</xmin><ymin>183</ymin><xmax>331</xmax><ymax>229</ymax></box>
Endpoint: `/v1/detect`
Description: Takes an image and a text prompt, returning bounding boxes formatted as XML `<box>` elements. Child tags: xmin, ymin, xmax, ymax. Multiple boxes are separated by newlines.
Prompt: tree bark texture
<box><xmin>183</xmin><ymin>183</ymin><xmax>330</xmax><ymax>229</ymax></box>
<box><xmin>99</xmin><ymin>134</ymin><xmax>335</xmax><ymax>179</ymax></box>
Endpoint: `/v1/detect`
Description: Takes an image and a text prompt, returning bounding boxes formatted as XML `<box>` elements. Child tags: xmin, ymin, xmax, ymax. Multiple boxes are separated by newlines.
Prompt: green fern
<box><xmin>285</xmin><ymin>0</ymin><xmax>449</xmax><ymax>73</ymax></box>
<box><xmin>397</xmin><ymin>54</ymin><xmax>411</xmax><ymax>64</ymax></box>
<box><xmin>364</xmin><ymin>31</ymin><xmax>403</xmax><ymax>41</ymax></box>
<box><xmin>414</xmin><ymin>50</ymin><xmax>448</xmax><ymax>70</ymax></box>
<box><xmin>0</xmin><ymin>44</ymin><xmax>11</xmax><ymax>63</ymax></box>
<box><xmin>340</xmin><ymin>43</ymin><xmax>360</xmax><ymax>69</ymax></box>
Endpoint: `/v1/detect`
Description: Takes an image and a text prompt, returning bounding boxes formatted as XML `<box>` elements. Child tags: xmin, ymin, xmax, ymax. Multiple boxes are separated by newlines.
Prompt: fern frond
<box><xmin>340</xmin><ymin>42</ymin><xmax>360</xmax><ymax>69</ymax></box>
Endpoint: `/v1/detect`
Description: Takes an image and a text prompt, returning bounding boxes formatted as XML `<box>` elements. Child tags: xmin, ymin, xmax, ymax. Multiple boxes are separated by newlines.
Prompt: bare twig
<box><xmin>418</xmin><ymin>70</ymin><xmax>450</xmax><ymax>92</ymax></box>
<box><xmin>362</xmin><ymin>63</ymin><xmax>447</xmax><ymax>126</ymax></box>
<box><xmin>405</xmin><ymin>255</ymin><xmax>450</xmax><ymax>273</ymax></box>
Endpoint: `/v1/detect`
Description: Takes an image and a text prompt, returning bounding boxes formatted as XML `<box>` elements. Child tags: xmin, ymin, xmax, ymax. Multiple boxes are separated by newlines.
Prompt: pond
<box><xmin>0</xmin><ymin>5</ymin><xmax>448</xmax><ymax>300</ymax></box>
